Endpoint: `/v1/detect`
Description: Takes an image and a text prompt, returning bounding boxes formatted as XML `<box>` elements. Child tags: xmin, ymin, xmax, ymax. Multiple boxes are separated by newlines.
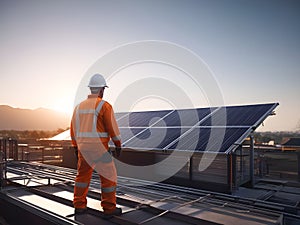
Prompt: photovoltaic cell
<box><xmin>117</xmin><ymin>110</ymin><xmax>172</xmax><ymax>127</ymax></box>
<box><xmin>200</xmin><ymin>103</ymin><xmax>276</xmax><ymax>127</ymax></box>
<box><xmin>167</xmin><ymin>127</ymin><xmax>249</xmax><ymax>152</ymax></box>
<box><xmin>123</xmin><ymin>127</ymin><xmax>189</xmax><ymax>149</ymax></box>
<box><xmin>119</xmin><ymin>128</ymin><xmax>145</xmax><ymax>141</ymax></box>
<box><xmin>152</xmin><ymin>107</ymin><xmax>215</xmax><ymax>127</ymax></box>
<box><xmin>115</xmin><ymin>112</ymin><xmax>128</xmax><ymax>120</ymax></box>
<box><xmin>109</xmin><ymin>127</ymin><xmax>144</xmax><ymax>146</ymax></box>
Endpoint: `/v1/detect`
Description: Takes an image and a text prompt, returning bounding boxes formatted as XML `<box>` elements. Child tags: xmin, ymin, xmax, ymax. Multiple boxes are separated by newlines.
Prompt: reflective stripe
<box><xmin>93</xmin><ymin>100</ymin><xmax>105</xmax><ymax>132</ymax></box>
<box><xmin>101</xmin><ymin>186</ymin><xmax>116</xmax><ymax>193</ymax></box>
<box><xmin>77</xmin><ymin>132</ymin><xmax>109</xmax><ymax>138</ymax></box>
<box><xmin>95</xmin><ymin>100</ymin><xmax>105</xmax><ymax>115</ymax></box>
<box><xmin>75</xmin><ymin>181</ymin><xmax>89</xmax><ymax>188</ymax></box>
<box><xmin>78</xmin><ymin>109</ymin><xmax>95</xmax><ymax>114</ymax></box>
<box><xmin>111</xmin><ymin>135</ymin><xmax>121</xmax><ymax>141</ymax></box>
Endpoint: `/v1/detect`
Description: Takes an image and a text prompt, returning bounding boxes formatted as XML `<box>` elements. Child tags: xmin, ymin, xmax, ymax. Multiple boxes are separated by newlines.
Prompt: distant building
<box><xmin>281</xmin><ymin>137</ymin><xmax>300</xmax><ymax>151</ymax></box>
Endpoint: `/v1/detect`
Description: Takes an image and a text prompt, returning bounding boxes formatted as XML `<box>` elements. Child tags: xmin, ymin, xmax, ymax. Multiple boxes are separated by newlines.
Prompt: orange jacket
<box><xmin>70</xmin><ymin>94</ymin><xmax>121</xmax><ymax>149</ymax></box>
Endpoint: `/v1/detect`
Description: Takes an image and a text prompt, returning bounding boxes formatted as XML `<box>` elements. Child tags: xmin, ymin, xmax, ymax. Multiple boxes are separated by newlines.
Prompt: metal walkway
<box><xmin>1</xmin><ymin>161</ymin><xmax>300</xmax><ymax>225</ymax></box>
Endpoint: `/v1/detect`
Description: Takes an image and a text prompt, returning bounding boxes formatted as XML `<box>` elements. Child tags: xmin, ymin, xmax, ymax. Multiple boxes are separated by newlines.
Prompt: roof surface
<box><xmin>282</xmin><ymin>137</ymin><xmax>300</xmax><ymax>147</ymax></box>
<box><xmin>1</xmin><ymin>161</ymin><xmax>299</xmax><ymax>225</ymax></box>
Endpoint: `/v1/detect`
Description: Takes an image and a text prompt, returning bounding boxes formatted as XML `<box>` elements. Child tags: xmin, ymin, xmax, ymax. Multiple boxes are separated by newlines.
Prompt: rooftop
<box><xmin>1</xmin><ymin>161</ymin><xmax>300</xmax><ymax>225</ymax></box>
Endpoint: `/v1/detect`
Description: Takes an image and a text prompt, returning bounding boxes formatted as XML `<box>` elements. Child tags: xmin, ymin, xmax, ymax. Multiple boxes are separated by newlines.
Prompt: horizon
<box><xmin>1</xmin><ymin>1</ymin><xmax>299</xmax><ymax>132</ymax></box>
<box><xmin>2</xmin><ymin>102</ymin><xmax>299</xmax><ymax>133</ymax></box>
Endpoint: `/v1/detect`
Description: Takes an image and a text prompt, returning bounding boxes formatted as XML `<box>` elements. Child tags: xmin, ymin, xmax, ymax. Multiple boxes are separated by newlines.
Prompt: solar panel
<box><xmin>114</xmin><ymin>103</ymin><xmax>278</xmax><ymax>153</ymax></box>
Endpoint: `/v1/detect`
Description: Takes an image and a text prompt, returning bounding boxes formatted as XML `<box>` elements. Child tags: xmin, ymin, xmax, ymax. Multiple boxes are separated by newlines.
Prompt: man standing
<box><xmin>70</xmin><ymin>73</ymin><xmax>122</xmax><ymax>216</ymax></box>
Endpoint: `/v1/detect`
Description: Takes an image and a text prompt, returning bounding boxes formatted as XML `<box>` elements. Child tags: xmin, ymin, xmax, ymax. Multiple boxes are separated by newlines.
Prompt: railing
<box><xmin>0</xmin><ymin>150</ymin><xmax>4</xmax><ymax>188</ymax></box>
<box><xmin>0</xmin><ymin>138</ymin><xmax>10</xmax><ymax>188</ymax></box>
<box><xmin>17</xmin><ymin>145</ymin><xmax>63</xmax><ymax>164</ymax></box>
<box><xmin>2</xmin><ymin>137</ymin><xmax>300</xmax><ymax>186</ymax></box>
<box><xmin>254</xmin><ymin>148</ymin><xmax>300</xmax><ymax>182</ymax></box>
<box><xmin>0</xmin><ymin>137</ymin><xmax>65</xmax><ymax>165</ymax></box>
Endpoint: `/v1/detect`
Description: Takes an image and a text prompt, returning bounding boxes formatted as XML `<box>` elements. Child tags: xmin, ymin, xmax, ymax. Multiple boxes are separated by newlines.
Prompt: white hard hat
<box><xmin>88</xmin><ymin>74</ymin><xmax>108</xmax><ymax>88</ymax></box>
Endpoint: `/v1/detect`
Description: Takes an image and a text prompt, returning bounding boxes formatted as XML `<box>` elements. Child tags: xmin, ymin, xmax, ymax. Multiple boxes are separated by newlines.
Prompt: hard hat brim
<box><xmin>88</xmin><ymin>85</ymin><xmax>109</xmax><ymax>88</ymax></box>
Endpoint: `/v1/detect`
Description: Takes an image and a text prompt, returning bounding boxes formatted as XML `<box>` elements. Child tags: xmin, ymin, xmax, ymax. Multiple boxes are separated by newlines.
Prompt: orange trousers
<box><xmin>73</xmin><ymin>151</ymin><xmax>117</xmax><ymax>212</ymax></box>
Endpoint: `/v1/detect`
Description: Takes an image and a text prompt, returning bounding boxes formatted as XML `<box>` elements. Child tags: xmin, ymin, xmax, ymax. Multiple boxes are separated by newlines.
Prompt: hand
<box><xmin>115</xmin><ymin>147</ymin><xmax>121</xmax><ymax>158</ymax></box>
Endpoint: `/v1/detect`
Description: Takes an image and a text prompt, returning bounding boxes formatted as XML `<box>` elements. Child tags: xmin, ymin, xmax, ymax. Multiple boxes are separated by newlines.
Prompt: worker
<box><xmin>70</xmin><ymin>73</ymin><xmax>122</xmax><ymax>217</ymax></box>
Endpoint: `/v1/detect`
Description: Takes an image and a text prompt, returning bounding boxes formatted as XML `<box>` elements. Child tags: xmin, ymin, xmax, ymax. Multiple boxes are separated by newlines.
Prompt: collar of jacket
<box><xmin>88</xmin><ymin>94</ymin><xmax>101</xmax><ymax>99</ymax></box>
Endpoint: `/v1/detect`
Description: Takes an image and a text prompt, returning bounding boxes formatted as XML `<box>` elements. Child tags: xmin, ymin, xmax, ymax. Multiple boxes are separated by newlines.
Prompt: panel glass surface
<box><xmin>152</xmin><ymin>107</ymin><xmax>215</xmax><ymax>127</ymax></box>
<box><xmin>113</xmin><ymin>103</ymin><xmax>278</xmax><ymax>153</ymax></box>
<box><xmin>119</xmin><ymin>127</ymin><xmax>145</xmax><ymax>142</ymax></box>
<box><xmin>123</xmin><ymin>127</ymin><xmax>189</xmax><ymax>149</ymax></box>
<box><xmin>167</xmin><ymin>127</ymin><xmax>249</xmax><ymax>152</ymax></box>
<box><xmin>200</xmin><ymin>103</ymin><xmax>276</xmax><ymax>126</ymax></box>
<box><xmin>117</xmin><ymin>110</ymin><xmax>172</xmax><ymax>127</ymax></box>
<box><xmin>115</xmin><ymin>112</ymin><xmax>128</xmax><ymax>120</ymax></box>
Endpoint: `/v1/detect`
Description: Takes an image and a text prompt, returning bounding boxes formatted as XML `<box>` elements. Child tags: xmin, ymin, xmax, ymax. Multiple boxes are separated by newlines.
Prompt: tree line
<box><xmin>254</xmin><ymin>131</ymin><xmax>300</xmax><ymax>144</ymax></box>
<box><xmin>0</xmin><ymin>128</ymin><xmax>68</xmax><ymax>140</ymax></box>
<box><xmin>0</xmin><ymin>129</ymin><xmax>299</xmax><ymax>145</ymax></box>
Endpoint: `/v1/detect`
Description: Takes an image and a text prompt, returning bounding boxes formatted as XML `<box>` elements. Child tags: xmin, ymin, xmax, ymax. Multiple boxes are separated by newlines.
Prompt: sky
<box><xmin>0</xmin><ymin>0</ymin><xmax>299</xmax><ymax>132</ymax></box>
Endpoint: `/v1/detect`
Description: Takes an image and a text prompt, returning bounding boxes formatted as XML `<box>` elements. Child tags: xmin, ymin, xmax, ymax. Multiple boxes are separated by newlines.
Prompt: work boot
<box><xmin>103</xmin><ymin>207</ymin><xmax>122</xmax><ymax>218</ymax></box>
<box><xmin>75</xmin><ymin>207</ymin><xmax>87</xmax><ymax>214</ymax></box>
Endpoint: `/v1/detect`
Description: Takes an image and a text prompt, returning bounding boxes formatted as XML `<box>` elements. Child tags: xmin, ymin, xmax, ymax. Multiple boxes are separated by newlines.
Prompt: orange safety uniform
<box><xmin>70</xmin><ymin>94</ymin><xmax>121</xmax><ymax>213</ymax></box>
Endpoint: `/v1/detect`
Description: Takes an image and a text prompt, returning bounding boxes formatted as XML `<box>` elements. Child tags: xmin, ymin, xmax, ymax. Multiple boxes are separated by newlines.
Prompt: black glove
<box><xmin>115</xmin><ymin>147</ymin><xmax>121</xmax><ymax>158</ymax></box>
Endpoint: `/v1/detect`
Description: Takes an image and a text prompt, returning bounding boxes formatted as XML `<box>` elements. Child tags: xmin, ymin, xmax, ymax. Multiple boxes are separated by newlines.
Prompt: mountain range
<box><xmin>0</xmin><ymin>105</ymin><xmax>71</xmax><ymax>130</ymax></box>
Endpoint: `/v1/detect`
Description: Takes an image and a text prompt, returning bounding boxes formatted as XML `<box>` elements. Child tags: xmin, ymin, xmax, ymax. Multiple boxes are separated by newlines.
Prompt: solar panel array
<box><xmin>114</xmin><ymin>103</ymin><xmax>278</xmax><ymax>154</ymax></box>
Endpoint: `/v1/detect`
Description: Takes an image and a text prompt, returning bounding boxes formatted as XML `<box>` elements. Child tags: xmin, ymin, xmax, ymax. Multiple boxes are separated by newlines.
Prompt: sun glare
<box><xmin>53</xmin><ymin>105</ymin><xmax>73</xmax><ymax>115</ymax></box>
<box><xmin>50</xmin><ymin>98</ymin><xmax>74</xmax><ymax>115</ymax></box>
